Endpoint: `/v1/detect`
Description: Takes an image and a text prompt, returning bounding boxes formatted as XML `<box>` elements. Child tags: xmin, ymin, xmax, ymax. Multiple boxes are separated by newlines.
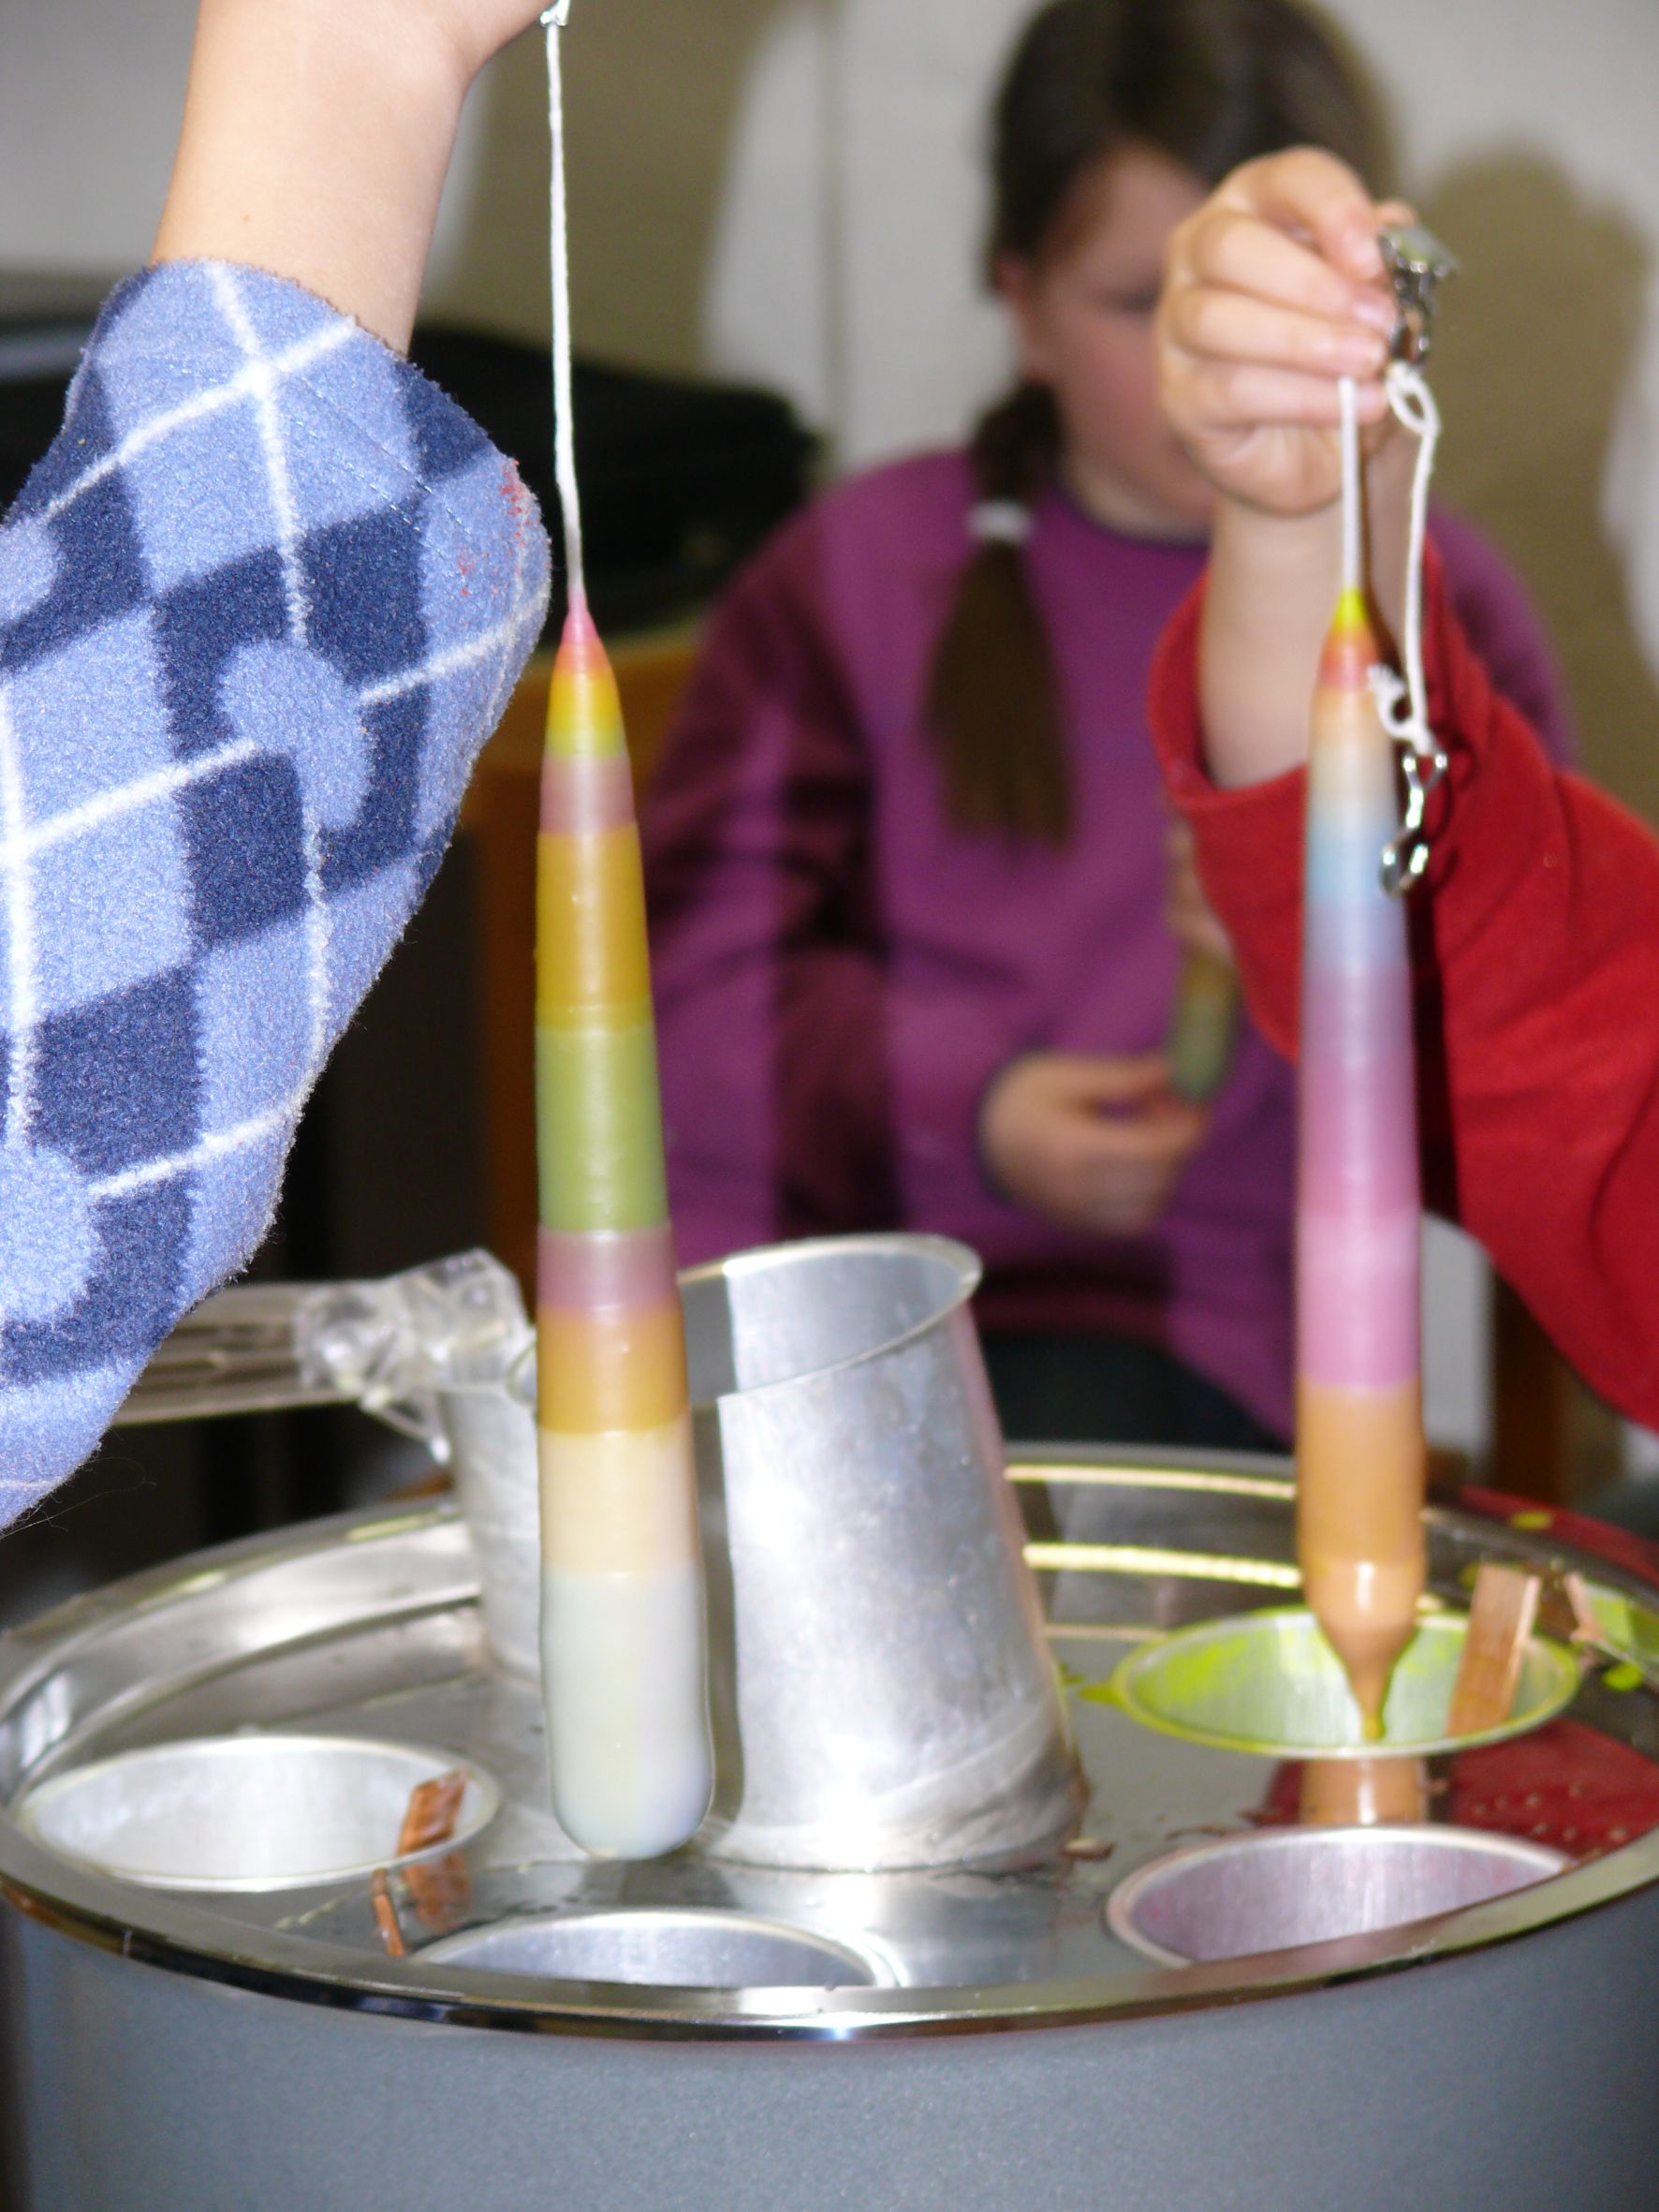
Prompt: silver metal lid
<box><xmin>3</xmin><ymin>1455</ymin><xmax>1657</xmax><ymax>2039</ymax></box>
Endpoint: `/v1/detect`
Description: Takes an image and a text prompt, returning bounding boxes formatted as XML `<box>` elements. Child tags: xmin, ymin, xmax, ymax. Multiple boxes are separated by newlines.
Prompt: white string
<box><xmin>1371</xmin><ymin>360</ymin><xmax>1441</xmax><ymax>761</ymax></box>
<box><xmin>1338</xmin><ymin>375</ymin><xmax>1362</xmax><ymax>598</ymax></box>
<box><xmin>1372</xmin><ymin>358</ymin><xmax>1447</xmax><ymax>892</ymax></box>
<box><xmin>545</xmin><ymin>11</ymin><xmax>587</xmax><ymax>614</ymax></box>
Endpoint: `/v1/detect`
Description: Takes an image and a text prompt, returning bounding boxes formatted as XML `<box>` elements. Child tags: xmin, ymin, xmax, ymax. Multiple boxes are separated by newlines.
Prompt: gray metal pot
<box><xmin>6</xmin><ymin>1455</ymin><xmax>1659</xmax><ymax>2212</ymax></box>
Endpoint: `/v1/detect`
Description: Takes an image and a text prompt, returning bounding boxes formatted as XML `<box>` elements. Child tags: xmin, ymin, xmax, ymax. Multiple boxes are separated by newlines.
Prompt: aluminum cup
<box><xmin>681</xmin><ymin>1235</ymin><xmax>1079</xmax><ymax>1869</ymax></box>
<box><xmin>1108</xmin><ymin>1823</ymin><xmax>1568</xmax><ymax>1966</ymax></box>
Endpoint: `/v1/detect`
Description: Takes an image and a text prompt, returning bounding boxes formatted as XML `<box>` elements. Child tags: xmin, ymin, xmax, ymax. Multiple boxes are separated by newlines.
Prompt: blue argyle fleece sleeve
<box><xmin>0</xmin><ymin>260</ymin><xmax>551</xmax><ymax>1523</ymax></box>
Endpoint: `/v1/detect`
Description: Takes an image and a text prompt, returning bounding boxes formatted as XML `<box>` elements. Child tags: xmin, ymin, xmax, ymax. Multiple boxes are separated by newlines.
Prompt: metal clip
<box><xmin>1379</xmin><ymin>734</ymin><xmax>1448</xmax><ymax>895</ymax></box>
<box><xmin>1378</xmin><ymin>222</ymin><xmax>1461</xmax><ymax>365</ymax></box>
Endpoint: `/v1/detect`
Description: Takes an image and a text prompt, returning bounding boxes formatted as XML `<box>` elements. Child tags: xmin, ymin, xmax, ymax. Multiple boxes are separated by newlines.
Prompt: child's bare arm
<box><xmin>153</xmin><ymin>0</ymin><xmax>548</xmax><ymax>350</ymax></box>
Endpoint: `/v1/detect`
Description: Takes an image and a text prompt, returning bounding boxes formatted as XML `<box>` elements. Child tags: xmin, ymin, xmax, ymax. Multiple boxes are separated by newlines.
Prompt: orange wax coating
<box><xmin>1299</xmin><ymin>1753</ymin><xmax>1429</xmax><ymax>1826</ymax></box>
<box><xmin>536</xmin><ymin>1298</ymin><xmax>692</xmax><ymax>1433</ymax></box>
<box><xmin>1297</xmin><ymin>1368</ymin><xmax>1427</xmax><ymax>1732</ymax></box>
<box><xmin>535</xmin><ymin>824</ymin><xmax>653</xmax><ymax>1020</ymax></box>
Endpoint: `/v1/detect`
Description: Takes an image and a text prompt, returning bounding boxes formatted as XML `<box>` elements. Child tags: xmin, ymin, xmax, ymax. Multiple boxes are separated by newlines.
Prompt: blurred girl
<box><xmin>643</xmin><ymin>0</ymin><xmax>1570</xmax><ymax>1451</ymax></box>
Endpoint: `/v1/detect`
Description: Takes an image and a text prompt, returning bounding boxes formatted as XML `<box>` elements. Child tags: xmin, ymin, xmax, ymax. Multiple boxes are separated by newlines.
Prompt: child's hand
<box><xmin>978</xmin><ymin>1053</ymin><xmax>1208</xmax><ymax>1239</ymax></box>
<box><xmin>1157</xmin><ymin>148</ymin><xmax>1410</xmax><ymax>521</ymax></box>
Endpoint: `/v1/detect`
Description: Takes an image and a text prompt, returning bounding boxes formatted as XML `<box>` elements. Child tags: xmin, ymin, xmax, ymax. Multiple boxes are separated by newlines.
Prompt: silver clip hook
<box><xmin>1378</xmin><ymin>222</ymin><xmax>1460</xmax><ymax>366</ymax></box>
<box><xmin>1379</xmin><ymin>737</ymin><xmax>1448</xmax><ymax>895</ymax></box>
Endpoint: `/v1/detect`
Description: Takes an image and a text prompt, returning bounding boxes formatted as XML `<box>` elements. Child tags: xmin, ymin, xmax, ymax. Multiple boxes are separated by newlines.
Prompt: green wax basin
<box><xmin>1107</xmin><ymin>1606</ymin><xmax>1583</xmax><ymax>1759</ymax></box>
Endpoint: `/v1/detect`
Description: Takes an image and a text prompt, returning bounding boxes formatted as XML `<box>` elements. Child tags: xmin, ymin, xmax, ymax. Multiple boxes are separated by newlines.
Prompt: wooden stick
<box><xmin>1538</xmin><ymin>1568</ymin><xmax>1600</xmax><ymax>1647</ymax></box>
<box><xmin>397</xmin><ymin>1769</ymin><xmax>468</xmax><ymax>1858</ymax></box>
<box><xmin>404</xmin><ymin>1851</ymin><xmax>473</xmax><ymax>1931</ymax></box>
<box><xmin>370</xmin><ymin>1868</ymin><xmax>406</xmax><ymax>1959</ymax></box>
<box><xmin>1446</xmin><ymin>1564</ymin><xmax>1542</xmax><ymax>1737</ymax></box>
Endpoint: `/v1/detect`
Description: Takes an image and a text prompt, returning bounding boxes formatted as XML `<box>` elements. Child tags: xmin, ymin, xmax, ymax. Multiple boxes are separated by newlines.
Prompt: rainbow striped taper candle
<box><xmin>536</xmin><ymin>603</ymin><xmax>712</xmax><ymax>1857</ymax></box>
<box><xmin>1296</xmin><ymin>586</ymin><xmax>1427</xmax><ymax>1734</ymax></box>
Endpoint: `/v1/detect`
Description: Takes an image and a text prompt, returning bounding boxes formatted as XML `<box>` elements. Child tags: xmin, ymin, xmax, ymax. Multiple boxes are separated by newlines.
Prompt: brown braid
<box><xmin>924</xmin><ymin>383</ymin><xmax>1068</xmax><ymax>844</ymax></box>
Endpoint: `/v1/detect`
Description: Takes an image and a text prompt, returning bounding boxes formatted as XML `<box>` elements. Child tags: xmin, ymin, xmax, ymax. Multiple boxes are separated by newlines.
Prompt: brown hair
<box><xmin>926</xmin><ymin>0</ymin><xmax>1387</xmax><ymax>842</ymax></box>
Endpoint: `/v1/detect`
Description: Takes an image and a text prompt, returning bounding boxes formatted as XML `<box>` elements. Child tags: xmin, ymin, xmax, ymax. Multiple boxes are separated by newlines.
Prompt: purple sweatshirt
<box><xmin>641</xmin><ymin>452</ymin><xmax>1572</xmax><ymax>1437</ymax></box>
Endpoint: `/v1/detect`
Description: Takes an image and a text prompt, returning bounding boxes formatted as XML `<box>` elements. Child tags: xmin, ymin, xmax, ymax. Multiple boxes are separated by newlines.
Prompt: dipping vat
<box><xmin>4</xmin><ymin>1455</ymin><xmax>1659</xmax><ymax>2211</ymax></box>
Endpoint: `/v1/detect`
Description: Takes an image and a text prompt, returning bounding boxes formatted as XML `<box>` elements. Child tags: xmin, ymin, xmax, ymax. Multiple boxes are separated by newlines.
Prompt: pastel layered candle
<box><xmin>1297</xmin><ymin>588</ymin><xmax>1427</xmax><ymax>1733</ymax></box>
<box><xmin>536</xmin><ymin>604</ymin><xmax>712</xmax><ymax>1857</ymax></box>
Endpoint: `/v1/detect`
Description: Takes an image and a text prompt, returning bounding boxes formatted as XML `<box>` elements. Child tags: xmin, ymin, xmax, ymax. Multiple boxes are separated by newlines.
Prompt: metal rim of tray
<box><xmin>3</xmin><ymin>1457</ymin><xmax>1659</xmax><ymax>2042</ymax></box>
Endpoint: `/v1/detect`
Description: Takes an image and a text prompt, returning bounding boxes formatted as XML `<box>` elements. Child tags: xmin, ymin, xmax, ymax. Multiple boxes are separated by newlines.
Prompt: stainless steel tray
<box><xmin>3</xmin><ymin>1450</ymin><xmax>1658</xmax><ymax>2038</ymax></box>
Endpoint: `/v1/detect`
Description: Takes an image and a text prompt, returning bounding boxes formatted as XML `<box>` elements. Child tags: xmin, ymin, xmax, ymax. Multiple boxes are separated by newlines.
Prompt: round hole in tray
<box><xmin>423</xmin><ymin>1909</ymin><xmax>884</xmax><ymax>1989</ymax></box>
<box><xmin>1108</xmin><ymin>1607</ymin><xmax>1580</xmax><ymax>1759</ymax></box>
<box><xmin>1108</xmin><ymin>1824</ymin><xmax>1568</xmax><ymax>1967</ymax></box>
<box><xmin>13</xmin><ymin>1733</ymin><xmax>498</xmax><ymax>1892</ymax></box>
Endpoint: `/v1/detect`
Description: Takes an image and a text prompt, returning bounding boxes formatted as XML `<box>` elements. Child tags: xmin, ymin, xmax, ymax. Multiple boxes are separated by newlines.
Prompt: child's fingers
<box><xmin>1073</xmin><ymin>1104</ymin><xmax>1209</xmax><ymax>1170</ymax></box>
<box><xmin>1165</xmin><ymin>288</ymin><xmax>1388</xmax><ymax>381</ymax></box>
<box><xmin>1214</xmin><ymin>146</ymin><xmax>1387</xmax><ymax>284</ymax></box>
<box><xmin>1169</xmin><ymin>359</ymin><xmax>1388</xmax><ymax>436</ymax></box>
<box><xmin>1173</xmin><ymin>205</ymin><xmax>1387</xmax><ymax>331</ymax></box>
<box><xmin>1060</xmin><ymin>1053</ymin><xmax>1174</xmax><ymax>1109</ymax></box>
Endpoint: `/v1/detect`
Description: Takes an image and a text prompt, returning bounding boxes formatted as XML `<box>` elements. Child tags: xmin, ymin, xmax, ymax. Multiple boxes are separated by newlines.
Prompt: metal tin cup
<box><xmin>1108</xmin><ymin>1825</ymin><xmax>1567</xmax><ymax>1967</ymax></box>
<box><xmin>422</xmin><ymin>1909</ymin><xmax>887</xmax><ymax>1989</ymax></box>
<box><xmin>681</xmin><ymin>1234</ymin><xmax>1079</xmax><ymax>1870</ymax></box>
<box><xmin>15</xmin><ymin>1735</ymin><xmax>499</xmax><ymax>1893</ymax></box>
<box><xmin>1108</xmin><ymin>1607</ymin><xmax>1581</xmax><ymax>1759</ymax></box>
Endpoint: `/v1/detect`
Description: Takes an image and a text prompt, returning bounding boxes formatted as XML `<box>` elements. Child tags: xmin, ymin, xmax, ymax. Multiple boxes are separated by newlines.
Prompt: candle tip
<box><xmin>1318</xmin><ymin>587</ymin><xmax>1378</xmax><ymax>691</ymax></box>
<box><xmin>558</xmin><ymin>597</ymin><xmax>602</xmax><ymax>659</ymax></box>
<box><xmin>1331</xmin><ymin>585</ymin><xmax>1370</xmax><ymax>636</ymax></box>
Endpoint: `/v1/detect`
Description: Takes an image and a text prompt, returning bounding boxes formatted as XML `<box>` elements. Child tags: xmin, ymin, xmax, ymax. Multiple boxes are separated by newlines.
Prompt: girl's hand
<box><xmin>1157</xmin><ymin>148</ymin><xmax>1410</xmax><ymax>520</ymax></box>
<box><xmin>979</xmin><ymin>1053</ymin><xmax>1208</xmax><ymax>1239</ymax></box>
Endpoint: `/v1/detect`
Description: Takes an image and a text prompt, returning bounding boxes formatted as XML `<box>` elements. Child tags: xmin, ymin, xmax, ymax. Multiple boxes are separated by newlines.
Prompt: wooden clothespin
<box><xmin>1446</xmin><ymin>1563</ymin><xmax>1542</xmax><ymax>1737</ymax></box>
<box><xmin>397</xmin><ymin>1769</ymin><xmax>468</xmax><ymax>1858</ymax></box>
<box><xmin>370</xmin><ymin>1867</ymin><xmax>406</xmax><ymax>1959</ymax></box>
<box><xmin>405</xmin><ymin>1851</ymin><xmax>473</xmax><ymax>1931</ymax></box>
<box><xmin>1537</xmin><ymin>1567</ymin><xmax>1601</xmax><ymax>1648</ymax></box>
<box><xmin>395</xmin><ymin>1768</ymin><xmax>473</xmax><ymax>1932</ymax></box>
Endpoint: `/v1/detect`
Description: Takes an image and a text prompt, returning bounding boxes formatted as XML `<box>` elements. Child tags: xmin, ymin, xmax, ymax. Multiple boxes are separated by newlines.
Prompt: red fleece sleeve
<box><xmin>1148</xmin><ymin>554</ymin><xmax>1659</xmax><ymax>1431</ymax></box>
